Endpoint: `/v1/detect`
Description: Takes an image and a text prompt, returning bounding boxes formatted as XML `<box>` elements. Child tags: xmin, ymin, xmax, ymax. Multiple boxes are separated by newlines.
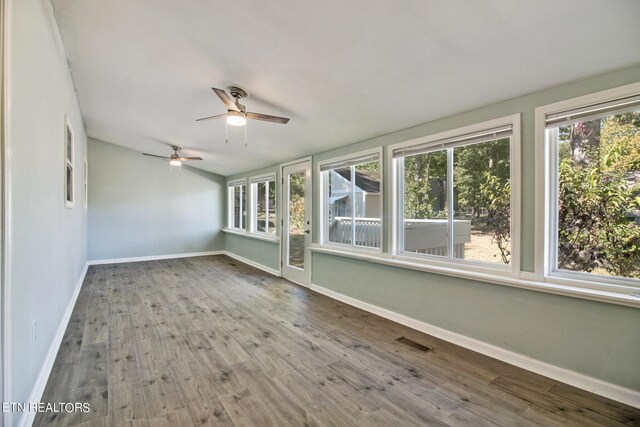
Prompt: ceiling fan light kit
<box><xmin>226</xmin><ymin>110</ymin><xmax>247</xmax><ymax>127</ymax></box>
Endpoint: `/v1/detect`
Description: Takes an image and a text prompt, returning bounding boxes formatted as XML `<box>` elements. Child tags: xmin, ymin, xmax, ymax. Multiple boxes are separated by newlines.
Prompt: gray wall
<box><xmin>225</xmin><ymin>64</ymin><xmax>640</xmax><ymax>392</ymax></box>
<box><xmin>88</xmin><ymin>139</ymin><xmax>225</xmax><ymax>260</ymax></box>
<box><xmin>8</xmin><ymin>0</ymin><xmax>88</xmax><ymax>419</ymax></box>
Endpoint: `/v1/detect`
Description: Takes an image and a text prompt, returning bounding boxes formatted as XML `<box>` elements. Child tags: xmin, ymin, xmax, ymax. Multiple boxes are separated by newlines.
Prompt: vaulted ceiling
<box><xmin>52</xmin><ymin>0</ymin><xmax>640</xmax><ymax>176</ymax></box>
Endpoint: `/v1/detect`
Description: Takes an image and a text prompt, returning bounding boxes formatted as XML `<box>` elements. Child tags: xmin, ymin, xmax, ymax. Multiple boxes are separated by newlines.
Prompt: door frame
<box><xmin>1</xmin><ymin>0</ymin><xmax>10</xmax><ymax>422</ymax></box>
<box><xmin>280</xmin><ymin>156</ymin><xmax>312</xmax><ymax>287</ymax></box>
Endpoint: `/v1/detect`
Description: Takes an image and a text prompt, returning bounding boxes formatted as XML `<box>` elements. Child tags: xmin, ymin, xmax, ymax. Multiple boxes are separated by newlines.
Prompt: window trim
<box><xmin>248</xmin><ymin>173</ymin><xmax>278</xmax><ymax>240</ymax></box>
<box><xmin>227</xmin><ymin>179</ymin><xmax>247</xmax><ymax>230</ymax></box>
<box><xmin>534</xmin><ymin>82</ymin><xmax>640</xmax><ymax>295</ymax></box>
<box><xmin>317</xmin><ymin>147</ymin><xmax>384</xmax><ymax>253</ymax></box>
<box><xmin>64</xmin><ymin>115</ymin><xmax>74</xmax><ymax>208</ymax></box>
<box><xmin>389</xmin><ymin>114</ymin><xmax>522</xmax><ymax>276</ymax></box>
<box><xmin>83</xmin><ymin>158</ymin><xmax>88</xmax><ymax>209</ymax></box>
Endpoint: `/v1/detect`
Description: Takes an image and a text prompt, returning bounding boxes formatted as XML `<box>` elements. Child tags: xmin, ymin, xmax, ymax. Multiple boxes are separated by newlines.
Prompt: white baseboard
<box><xmin>17</xmin><ymin>263</ymin><xmax>89</xmax><ymax>427</ymax></box>
<box><xmin>87</xmin><ymin>250</ymin><xmax>225</xmax><ymax>265</ymax></box>
<box><xmin>223</xmin><ymin>251</ymin><xmax>281</xmax><ymax>277</ymax></box>
<box><xmin>309</xmin><ymin>282</ymin><xmax>640</xmax><ymax>409</ymax></box>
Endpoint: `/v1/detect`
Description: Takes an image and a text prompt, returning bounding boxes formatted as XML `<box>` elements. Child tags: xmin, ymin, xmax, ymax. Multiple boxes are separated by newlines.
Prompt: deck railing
<box><xmin>329</xmin><ymin>217</ymin><xmax>471</xmax><ymax>257</ymax></box>
<box><xmin>329</xmin><ymin>217</ymin><xmax>381</xmax><ymax>248</ymax></box>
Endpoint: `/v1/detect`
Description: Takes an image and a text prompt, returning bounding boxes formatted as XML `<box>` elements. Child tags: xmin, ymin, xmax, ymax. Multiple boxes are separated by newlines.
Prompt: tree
<box><xmin>481</xmin><ymin>173</ymin><xmax>511</xmax><ymax>264</ymax></box>
<box><xmin>556</xmin><ymin>112</ymin><xmax>640</xmax><ymax>278</ymax></box>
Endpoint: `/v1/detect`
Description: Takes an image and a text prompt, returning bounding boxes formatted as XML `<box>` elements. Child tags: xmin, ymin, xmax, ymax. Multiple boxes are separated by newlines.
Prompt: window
<box><xmin>393</xmin><ymin>118</ymin><xmax>518</xmax><ymax>270</ymax></box>
<box><xmin>84</xmin><ymin>159</ymin><xmax>88</xmax><ymax>209</ymax></box>
<box><xmin>250</xmin><ymin>175</ymin><xmax>277</xmax><ymax>235</ymax></box>
<box><xmin>64</xmin><ymin>117</ymin><xmax>74</xmax><ymax>207</ymax></box>
<box><xmin>228</xmin><ymin>181</ymin><xmax>246</xmax><ymax>229</ymax></box>
<box><xmin>542</xmin><ymin>88</ymin><xmax>640</xmax><ymax>285</ymax></box>
<box><xmin>320</xmin><ymin>151</ymin><xmax>382</xmax><ymax>249</ymax></box>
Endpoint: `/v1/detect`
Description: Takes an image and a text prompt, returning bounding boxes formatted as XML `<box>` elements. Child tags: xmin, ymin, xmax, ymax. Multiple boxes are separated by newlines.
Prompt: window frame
<box><xmin>389</xmin><ymin>114</ymin><xmax>521</xmax><ymax>276</ymax></box>
<box><xmin>64</xmin><ymin>115</ymin><xmax>74</xmax><ymax>208</ymax></box>
<box><xmin>227</xmin><ymin>179</ymin><xmax>247</xmax><ymax>230</ymax></box>
<box><xmin>249</xmin><ymin>173</ymin><xmax>278</xmax><ymax>239</ymax></box>
<box><xmin>535</xmin><ymin>82</ymin><xmax>640</xmax><ymax>294</ymax></box>
<box><xmin>317</xmin><ymin>148</ymin><xmax>384</xmax><ymax>254</ymax></box>
<box><xmin>83</xmin><ymin>158</ymin><xmax>88</xmax><ymax>209</ymax></box>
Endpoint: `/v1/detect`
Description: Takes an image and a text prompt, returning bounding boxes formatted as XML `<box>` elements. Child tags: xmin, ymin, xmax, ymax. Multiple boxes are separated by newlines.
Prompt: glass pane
<box><xmin>66</xmin><ymin>165</ymin><xmax>73</xmax><ymax>203</ymax></box>
<box><xmin>555</xmin><ymin>110</ymin><xmax>640</xmax><ymax>279</ymax></box>
<box><xmin>233</xmin><ymin>185</ymin><xmax>245</xmax><ymax>229</ymax></box>
<box><xmin>288</xmin><ymin>172</ymin><xmax>305</xmax><ymax>268</ymax></box>
<box><xmin>403</xmin><ymin>151</ymin><xmax>448</xmax><ymax>256</ymax></box>
<box><xmin>255</xmin><ymin>180</ymin><xmax>277</xmax><ymax>234</ymax></box>
<box><xmin>256</xmin><ymin>182</ymin><xmax>267</xmax><ymax>233</ymax></box>
<box><xmin>453</xmin><ymin>139</ymin><xmax>511</xmax><ymax>264</ymax></box>
<box><xmin>267</xmin><ymin>180</ymin><xmax>276</xmax><ymax>234</ymax></box>
<box><xmin>66</xmin><ymin>124</ymin><xmax>72</xmax><ymax>161</ymax></box>
<box><xmin>327</xmin><ymin>167</ymin><xmax>352</xmax><ymax>244</ymax></box>
<box><xmin>354</xmin><ymin>161</ymin><xmax>381</xmax><ymax>248</ymax></box>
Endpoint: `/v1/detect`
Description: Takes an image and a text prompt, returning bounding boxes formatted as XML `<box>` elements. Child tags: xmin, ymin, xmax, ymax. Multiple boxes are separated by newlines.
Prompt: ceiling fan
<box><xmin>196</xmin><ymin>86</ymin><xmax>290</xmax><ymax>126</ymax></box>
<box><xmin>142</xmin><ymin>145</ymin><xmax>202</xmax><ymax>166</ymax></box>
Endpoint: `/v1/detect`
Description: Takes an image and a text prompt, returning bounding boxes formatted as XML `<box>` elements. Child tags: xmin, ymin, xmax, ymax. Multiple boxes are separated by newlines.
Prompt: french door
<box><xmin>281</xmin><ymin>159</ymin><xmax>312</xmax><ymax>286</ymax></box>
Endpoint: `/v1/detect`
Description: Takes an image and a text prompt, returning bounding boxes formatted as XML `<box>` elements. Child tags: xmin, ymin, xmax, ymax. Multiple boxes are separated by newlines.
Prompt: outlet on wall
<box><xmin>32</xmin><ymin>320</ymin><xmax>37</xmax><ymax>342</ymax></box>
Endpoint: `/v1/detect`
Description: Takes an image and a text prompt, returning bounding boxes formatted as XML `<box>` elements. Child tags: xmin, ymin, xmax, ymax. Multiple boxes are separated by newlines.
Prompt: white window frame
<box><xmin>389</xmin><ymin>114</ymin><xmax>521</xmax><ymax>276</ymax></box>
<box><xmin>83</xmin><ymin>158</ymin><xmax>88</xmax><ymax>209</ymax></box>
<box><xmin>227</xmin><ymin>179</ymin><xmax>246</xmax><ymax>230</ymax></box>
<box><xmin>64</xmin><ymin>115</ymin><xmax>74</xmax><ymax>208</ymax></box>
<box><xmin>249</xmin><ymin>173</ymin><xmax>278</xmax><ymax>239</ymax></box>
<box><xmin>317</xmin><ymin>148</ymin><xmax>384</xmax><ymax>254</ymax></box>
<box><xmin>535</xmin><ymin>82</ymin><xmax>640</xmax><ymax>295</ymax></box>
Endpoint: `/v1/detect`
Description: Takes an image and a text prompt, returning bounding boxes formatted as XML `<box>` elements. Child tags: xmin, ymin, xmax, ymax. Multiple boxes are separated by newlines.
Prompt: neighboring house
<box><xmin>329</xmin><ymin>169</ymin><xmax>381</xmax><ymax>218</ymax></box>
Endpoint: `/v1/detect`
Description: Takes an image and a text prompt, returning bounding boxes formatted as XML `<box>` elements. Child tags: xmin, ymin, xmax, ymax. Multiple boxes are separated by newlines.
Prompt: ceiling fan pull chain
<box><xmin>244</xmin><ymin>123</ymin><xmax>248</xmax><ymax>148</ymax></box>
<box><xmin>225</xmin><ymin>121</ymin><xmax>229</xmax><ymax>144</ymax></box>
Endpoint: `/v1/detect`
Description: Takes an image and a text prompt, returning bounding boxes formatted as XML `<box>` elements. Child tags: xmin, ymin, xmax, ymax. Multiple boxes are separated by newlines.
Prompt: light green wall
<box><xmin>88</xmin><ymin>139</ymin><xmax>225</xmax><ymax>260</ymax></box>
<box><xmin>225</xmin><ymin>165</ymin><xmax>281</xmax><ymax>271</ymax></box>
<box><xmin>225</xmin><ymin>235</ymin><xmax>280</xmax><ymax>271</ymax></box>
<box><xmin>313</xmin><ymin>254</ymin><xmax>640</xmax><ymax>391</ymax></box>
<box><xmin>225</xmin><ymin>64</ymin><xmax>640</xmax><ymax>392</ymax></box>
<box><xmin>8</xmin><ymin>0</ymin><xmax>88</xmax><ymax>421</ymax></box>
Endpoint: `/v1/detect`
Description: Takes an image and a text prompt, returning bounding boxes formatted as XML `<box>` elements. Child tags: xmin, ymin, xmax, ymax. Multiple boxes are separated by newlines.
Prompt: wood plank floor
<box><xmin>35</xmin><ymin>255</ymin><xmax>639</xmax><ymax>426</ymax></box>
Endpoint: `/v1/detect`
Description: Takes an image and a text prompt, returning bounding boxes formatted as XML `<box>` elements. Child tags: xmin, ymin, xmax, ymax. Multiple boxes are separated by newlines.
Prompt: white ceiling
<box><xmin>52</xmin><ymin>0</ymin><xmax>640</xmax><ymax>176</ymax></box>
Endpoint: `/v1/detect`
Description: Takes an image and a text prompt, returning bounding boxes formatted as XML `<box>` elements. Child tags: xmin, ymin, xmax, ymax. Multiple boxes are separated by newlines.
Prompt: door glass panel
<box><xmin>288</xmin><ymin>171</ymin><xmax>306</xmax><ymax>268</ymax></box>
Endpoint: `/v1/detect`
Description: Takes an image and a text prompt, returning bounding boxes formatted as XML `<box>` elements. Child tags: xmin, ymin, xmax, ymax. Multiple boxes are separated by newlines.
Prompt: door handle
<box><xmin>305</xmin><ymin>229</ymin><xmax>310</xmax><ymax>234</ymax></box>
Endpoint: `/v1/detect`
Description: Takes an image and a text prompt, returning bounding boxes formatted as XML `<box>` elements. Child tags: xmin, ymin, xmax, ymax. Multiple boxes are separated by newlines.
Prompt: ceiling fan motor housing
<box><xmin>228</xmin><ymin>86</ymin><xmax>247</xmax><ymax>111</ymax></box>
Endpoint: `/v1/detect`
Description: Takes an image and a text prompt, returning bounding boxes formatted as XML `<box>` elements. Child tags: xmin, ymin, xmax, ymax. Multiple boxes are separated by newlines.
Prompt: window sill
<box><xmin>319</xmin><ymin>242</ymin><xmax>383</xmax><ymax>256</ymax></box>
<box><xmin>309</xmin><ymin>245</ymin><xmax>640</xmax><ymax>308</ymax></box>
<box><xmin>223</xmin><ymin>228</ymin><xmax>280</xmax><ymax>243</ymax></box>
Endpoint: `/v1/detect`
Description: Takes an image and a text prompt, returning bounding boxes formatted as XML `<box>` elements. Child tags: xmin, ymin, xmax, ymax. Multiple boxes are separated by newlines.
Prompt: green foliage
<box><xmin>288</xmin><ymin>172</ymin><xmax>306</xmax><ymax>234</ymax></box>
<box><xmin>403</xmin><ymin>151</ymin><xmax>448</xmax><ymax>219</ymax></box>
<box><xmin>454</xmin><ymin>139</ymin><xmax>510</xmax><ymax>214</ymax></box>
<box><xmin>480</xmin><ymin>174</ymin><xmax>511</xmax><ymax>264</ymax></box>
<box><xmin>557</xmin><ymin>112</ymin><xmax>640</xmax><ymax>279</ymax></box>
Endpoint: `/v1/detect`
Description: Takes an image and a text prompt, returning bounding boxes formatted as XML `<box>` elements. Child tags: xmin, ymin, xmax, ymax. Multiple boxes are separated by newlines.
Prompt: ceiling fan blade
<box><xmin>212</xmin><ymin>88</ymin><xmax>239</xmax><ymax>112</ymax></box>
<box><xmin>143</xmin><ymin>153</ymin><xmax>171</xmax><ymax>159</ymax></box>
<box><xmin>195</xmin><ymin>113</ymin><xmax>227</xmax><ymax>122</ymax></box>
<box><xmin>179</xmin><ymin>157</ymin><xmax>203</xmax><ymax>161</ymax></box>
<box><xmin>246</xmin><ymin>112</ymin><xmax>290</xmax><ymax>124</ymax></box>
